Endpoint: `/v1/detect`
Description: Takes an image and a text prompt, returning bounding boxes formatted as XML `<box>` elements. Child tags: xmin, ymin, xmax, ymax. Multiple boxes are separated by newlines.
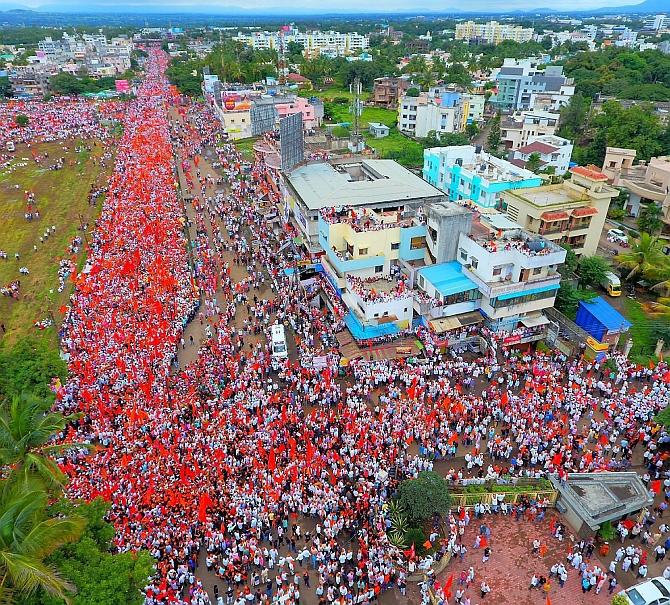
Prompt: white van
<box><xmin>270</xmin><ymin>324</ymin><xmax>288</xmax><ymax>369</ymax></box>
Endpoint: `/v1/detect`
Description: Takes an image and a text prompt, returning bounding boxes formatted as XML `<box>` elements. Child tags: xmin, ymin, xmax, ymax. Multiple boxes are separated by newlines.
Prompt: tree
<box><xmin>15</xmin><ymin>114</ymin><xmax>29</xmax><ymax>127</ymax></box>
<box><xmin>577</xmin><ymin>255</ymin><xmax>611</xmax><ymax>289</ymax></box>
<box><xmin>422</xmin><ymin>131</ymin><xmax>469</xmax><ymax>148</ymax></box>
<box><xmin>0</xmin><ymin>76</ymin><xmax>11</xmax><ymax>99</ymax></box>
<box><xmin>637</xmin><ymin>203</ymin><xmax>664</xmax><ymax>235</ymax></box>
<box><xmin>555</xmin><ymin>282</ymin><xmax>596</xmax><ymax>318</ymax></box>
<box><xmin>48</xmin><ymin>73</ymin><xmax>85</xmax><ymax>96</ymax></box>
<box><xmin>525</xmin><ymin>152</ymin><xmax>542</xmax><ymax>173</ymax></box>
<box><xmin>405</xmin><ymin>87</ymin><xmax>420</xmax><ymax>97</ymax></box>
<box><xmin>23</xmin><ymin>499</ymin><xmax>154</xmax><ymax>605</ymax></box>
<box><xmin>0</xmin><ymin>483</ymin><xmax>84</xmax><ymax>604</ymax></box>
<box><xmin>0</xmin><ymin>394</ymin><xmax>86</xmax><ymax>492</ymax></box>
<box><xmin>396</xmin><ymin>471</ymin><xmax>452</xmax><ymax>525</ymax></box>
<box><xmin>559</xmin><ymin>243</ymin><xmax>578</xmax><ymax>277</ymax></box>
<box><xmin>615</xmin><ymin>232</ymin><xmax>668</xmax><ymax>281</ymax></box>
<box><xmin>486</xmin><ymin>113</ymin><xmax>501</xmax><ymax>154</ymax></box>
<box><xmin>465</xmin><ymin>122</ymin><xmax>479</xmax><ymax>139</ymax></box>
<box><xmin>557</xmin><ymin>93</ymin><xmax>590</xmax><ymax>141</ymax></box>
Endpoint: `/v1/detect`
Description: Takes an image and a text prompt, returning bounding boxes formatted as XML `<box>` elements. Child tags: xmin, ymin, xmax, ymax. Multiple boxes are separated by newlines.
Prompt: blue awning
<box><xmin>418</xmin><ymin>261</ymin><xmax>479</xmax><ymax>297</ymax></box>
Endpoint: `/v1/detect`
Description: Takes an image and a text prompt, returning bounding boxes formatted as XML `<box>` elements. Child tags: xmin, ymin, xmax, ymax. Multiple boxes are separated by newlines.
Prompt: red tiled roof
<box><xmin>517</xmin><ymin>141</ymin><xmax>559</xmax><ymax>155</ymax></box>
<box><xmin>287</xmin><ymin>73</ymin><xmax>309</xmax><ymax>82</ymax></box>
<box><xmin>541</xmin><ymin>210</ymin><xmax>569</xmax><ymax>221</ymax></box>
<box><xmin>571</xmin><ymin>206</ymin><xmax>599</xmax><ymax>217</ymax></box>
<box><xmin>571</xmin><ymin>165</ymin><xmax>609</xmax><ymax>181</ymax></box>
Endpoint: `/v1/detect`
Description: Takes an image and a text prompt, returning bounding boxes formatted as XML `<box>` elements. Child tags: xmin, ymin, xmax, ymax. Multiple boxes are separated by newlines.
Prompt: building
<box><xmin>423</xmin><ymin>145</ymin><xmax>543</xmax><ymax>209</ymax></box>
<box><xmin>274</xmin><ymin>95</ymin><xmax>321</xmax><ymax>130</ymax></box>
<box><xmin>317</xmin><ymin>200</ymin><xmax>472</xmax><ymax>340</ymax></box>
<box><xmin>592</xmin><ymin>96</ymin><xmax>670</xmax><ymax>126</ymax></box>
<box><xmin>406</xmin><ymin>38</ymin><xmax>431</xmax><ymax>53</ymax></box>
<box><xmin>643</xmin><ymin>14</ymin><xmax>670</xmax><ymax>32</ymax></box>
<box><xmin>501</xmin><ymin>165</ymin><xmax>618</xmax><ymax>256</ymax></box>
<box><xmin>368</xmin><ymin>123</ymin><xmax>390</xmax><ymax>138</ymax></box>
<box><xmin>7</xmin><ymin>66</ymin><xmax>51</xmax><ymax>97</ymax></box>
<box><xmin>282</xmin><ymin>158</ymin><xmax>446</xmax><ymax>251</ymax></box>
<box><xmin>461</xmin><ymin>93</ymin><xmax>486</xmax><ymax>127</ymax></box>
<box><xmin>492</xmin><ymin>59</ymin><xmax>575</xmax><ymax>112</ymax></box>
<box><xmin>576</xmin><ymin>297</ymin><xmax>631</xmax><ymax>348</ymax></box>
<box><xmin>511</xmin><ymin>135</ymin><xmax>573</xmax><ymax>175</ymax></box>
<box><xmin>235</xmin><ymin>28</ymin><xmax>369</xmax><ymax>56</ymax></box>
<box><xmin>398</xmin><ymin>90</ymin><xmax>466</xmax><ymax>138</ymax></box>
<box><xmin>213</xmin><ymin>93</ymin><xmax>253</xmax><ymax>139</ymax></box>
<box><xmin>501</xmin><ymin>110</ymin><xmax>560</xmax><ymax>151</ymax></box>
<box><xmin>373</xmin><ymin>76</ymin><xmax>411</xmax><ymax>109</ymax></box>
<box><xmin>455</xmin><ymin>20</ymin><xmax>534</xmax><ymax>45</ymax></box>
<box><xmin>454</xmin><ymin>222</ymin><xmax>566</xmax><ymax>331</ymax></box>
<box><xmin>551</xmin><ymin>473</ymin><xmax>653</xmax><ymax>538</ymax></box>
<box><xmin>602</xmin><ymin>148</ymin><xmax>670</xmax><ymax>220</ymax></box>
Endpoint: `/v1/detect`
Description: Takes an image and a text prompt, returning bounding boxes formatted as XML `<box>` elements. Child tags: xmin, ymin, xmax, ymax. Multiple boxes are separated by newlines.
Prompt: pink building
<box><xmin>274</xmin><ymin>96</ymin><xmax>321</xmax><ymax>130</ymax></box>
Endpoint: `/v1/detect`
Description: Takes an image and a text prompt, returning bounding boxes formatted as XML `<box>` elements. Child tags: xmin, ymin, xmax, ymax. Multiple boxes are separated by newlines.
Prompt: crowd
<box><xmin>44</xmin><ymin>48</ymin><xmax>670</xmax><ymax>605</ymax></box>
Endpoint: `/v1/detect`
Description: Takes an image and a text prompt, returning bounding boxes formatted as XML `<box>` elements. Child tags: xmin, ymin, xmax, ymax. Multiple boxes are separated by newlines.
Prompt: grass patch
<box><xmin>624</xmin><ymin>298</ymin><xmax>669</xmax><ymax>363</ymax></box>
<box><xmin>0</xmin><ymin>141</ymin><xmax>111</xmax><ymax>348</ymax></box>
<box><xmin>325</xmin><ymin>102</ymin><xmax>397</xmax><ymax>128</ymax></box>
<box><xmin>232</xmin><ymin>137</ymin><xmax>257</xmax><ymax>161</ymax></box>
<box><xmin>364</xmin><ymin>128</ymin><xmax>425</xmax><ymax>168</ymax></box>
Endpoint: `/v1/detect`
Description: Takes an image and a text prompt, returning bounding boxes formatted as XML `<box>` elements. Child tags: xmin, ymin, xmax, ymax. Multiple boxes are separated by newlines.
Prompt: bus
<box><xmin>270</xmin><ymin>324</ymin><xmax>288</xmax><ymax>370</ymax></box>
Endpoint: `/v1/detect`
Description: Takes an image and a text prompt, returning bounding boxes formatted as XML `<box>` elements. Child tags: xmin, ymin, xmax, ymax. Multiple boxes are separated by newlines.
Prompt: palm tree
<box><xmin>0</xmin><ymin>483</ymin><xmax>84</xmax><ymax>604</ymax></box>
<box><xmin>615</xmin><ymin>232</ymin><xmax>668</xmax><ymax>281</ymax></box>
<box><xmin>0</xmin><ymin>394</ymin><xmax>88</xmax><ymax>492</ymax></box>
<box><xmin>643</xmin><ymin>297</ymin><xmax>670</xmax><ymax>319</ymax></box>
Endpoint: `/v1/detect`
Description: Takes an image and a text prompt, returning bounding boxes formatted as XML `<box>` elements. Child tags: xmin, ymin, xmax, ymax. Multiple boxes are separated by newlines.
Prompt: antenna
<box><xmin>220</xmin><ymin>30</ymin><xmax>226</xmax><ymax>84</ymax></box>
<box><xmin>349</xmin><ymin>77</ymin><xmax>364</xmax><ymax>153</ymax></box>
<box><xmin>278</xmin><ymin>25</ymin><xmax>289</xmax><ymax>86</ymax></box>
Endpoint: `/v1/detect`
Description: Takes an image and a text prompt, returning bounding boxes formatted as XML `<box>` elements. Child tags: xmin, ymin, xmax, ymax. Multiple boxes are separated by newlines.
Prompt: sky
<box><xmin>3</xmin><ymin>0</ymin><xmax>646</xmax><ymax>12</ymax></box>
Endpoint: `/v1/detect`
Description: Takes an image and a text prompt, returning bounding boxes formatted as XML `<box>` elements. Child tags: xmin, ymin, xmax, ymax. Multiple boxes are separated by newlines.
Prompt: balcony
<box><xmin>463</xmin><ymin>265</ymin><xmax>561</xmax><ymax>299</ymax></box>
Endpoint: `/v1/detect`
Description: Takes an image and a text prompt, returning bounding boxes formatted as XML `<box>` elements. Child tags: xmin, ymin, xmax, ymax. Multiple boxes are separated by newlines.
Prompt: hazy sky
<box><xmin>12</xmin><ymin>0</ymin><xmax>645</xmax><ymax>11</ymax></box>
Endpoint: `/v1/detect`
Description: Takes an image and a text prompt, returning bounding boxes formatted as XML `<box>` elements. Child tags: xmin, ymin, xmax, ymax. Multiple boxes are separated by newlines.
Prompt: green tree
<box><xmin>559</xmin><ymin>243</ymin><xmax>578</xmax><ymax>277</ymax></box>
<box><xmin>577</xmin><ymin>255</ymin><xmax>611</xmax><ymax>289</ymax></box>
<box><xmin>0</xmin><ymin>394</ymin><xmax>85</xmax><ymax>492</ymax></box>
<box><xmin>396</xmin><ymin>471</ymin><xmax>452</xmax><ymax>525</ymax></box>
<box><xmin>465</xmin><ymin>122</ymin><xmax>479</xmax><ymax>139</ymax></box>
<box><xmin>0</xmin><ymin>76</ymin><xmax>11</xmax><ymax>98</ymax></box>
<box><xmin>555</xmin><ymin>282</ymin><xmax>597</xmax><ymax>318</ymax></box>
<box><xmin>558</xmin><ymin>93</ymin><xmax>590</xmax><ymax>141</ymax></box>
<box><xmin>15</xmin><ymin>114</ymin><xmax>29</xmax><ymax>127</ymax></box>
<box><xmin>637</xmin><ymin>203</ymin><xmax>664</xmax><ymax>235</ymax></box>
<box><xmin>48</xmin><ymin>73</ymin><xmax>85</xmax><ymax>96</ymax></box>
<box><xmin>525</xmin><ymin>152</ymin><xmax>542</xmax><ymax>173</ymax></box>
<box><xmin>23</xmin><ymin>499</ymin><xmax>154</xmax><ymax>605</ymax></box>
<box><xmin>486</xmin><ymin>113</ymin><xmax>501</xmax><ymax>154</ymax></box>
<box><xmin>615</xmin><ymin>232</ymin><xmax>668</xmax><ymax>281</ymax></box>
<box><xmin>0</xmin><ymin>483</ymin><xmax>84</xmax><ymax>604</ymax></box>
<box><xmin>405</xmin><ymin>87</ymin><xmax>420</xmax><ymax>97</ymax></box>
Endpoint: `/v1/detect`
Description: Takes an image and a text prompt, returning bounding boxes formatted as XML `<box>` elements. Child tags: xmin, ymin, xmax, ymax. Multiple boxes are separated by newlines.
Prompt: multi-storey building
<box><xmin>502</xmin><ymin>165</ymin><xmax>618</xmax><ymax>256</ymax></box>
<box><xmin>373</xmin><ymin>76</ymin><xmax>411</xmax><ymax>109</ymax></box>
<box><xmin>501</xmin><ymin>110</ymin><xmax>560</xmax><ymax>151</ymax></box>
<box><xmin>398</xmin><ymin>90</ymin><xmax>467</xmax><ymax>138</ymax></box>
<box><xmin>423</xmin><ymin>145</ymin><xmax>543</xmax><ymax>209</ymax></box>
<box><xmin>235</xmin><ymin>28</ymin><xmax>369</xmax><ymax>56</ymax></box>
<box><xmin>492</xmin><ymin>58</ymin><xmax>574</xmax><ymax>112</ymax></box>
<box><xmin>455</xmin><ymin>21</ymin><xmax>534</xmax><ymax>45</ymax></box>
<box><xmin>644</xmin><ymin>14</ymin><xmax>670</xmax><ymax>32</ymax></box>
<box><xmin>511</xmin><ymin>135</ymin><xmax>573</xmax><ymax>175</ymax></box>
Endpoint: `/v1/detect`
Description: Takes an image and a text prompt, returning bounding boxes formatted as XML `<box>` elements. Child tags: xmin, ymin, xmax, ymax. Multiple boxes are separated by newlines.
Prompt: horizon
<box><xmin>0</xmin><ymin>0</ymin><xmax>655</xmax><ymax>15</ymax></box>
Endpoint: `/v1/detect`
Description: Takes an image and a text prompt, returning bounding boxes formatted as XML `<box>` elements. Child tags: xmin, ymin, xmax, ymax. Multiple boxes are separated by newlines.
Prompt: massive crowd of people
<box><xmin>31</xmin><ymin>48</ymin><xmax>670</xmax><ymax>605</ymax></box>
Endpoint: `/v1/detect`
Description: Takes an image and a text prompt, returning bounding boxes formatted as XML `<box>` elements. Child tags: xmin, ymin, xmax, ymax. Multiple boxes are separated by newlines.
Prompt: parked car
<box><xmin>608</xmin><ymin>228</ymin><xmax>629</xmax><ymax>245</ymax></box>
<box><xmin>618</xmin><ymin>577</ymin><xmax>670</xmax><ymax>605</ymax></box>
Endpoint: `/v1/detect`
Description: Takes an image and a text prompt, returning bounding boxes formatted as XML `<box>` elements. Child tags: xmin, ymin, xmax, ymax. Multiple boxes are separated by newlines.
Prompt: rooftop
<box><xmin>550</xmin><ymin>472</ymin><xmax>652</xmax><ymax>531</ymax></box>
<box><xmin>571</xmin><ymin>165</ymin><xmax>609</xmax><ymax>182</ymax></box>
<box><xmin>578</xmin><ymin>297</ymin><xmax>632</xmax><ymax>332</ymax></box>
<box><xmin>286</xmin><ymin>159</ymin><xmax>444</xmax><ymax>210</ymax></box>
<box><xmin>470</xmin><ymin>228</ymin><xmax>564</xmax><ymax>258</ymax></box>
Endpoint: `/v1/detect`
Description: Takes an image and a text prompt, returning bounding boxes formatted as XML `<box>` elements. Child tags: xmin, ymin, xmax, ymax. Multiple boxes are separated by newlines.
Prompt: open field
<box><xmin>299</xmin><ymin>87</ymin><xmax>372</xmax><ymax>102</ymax></box>
<box><xmin>364</xmin><ymin>128</ymin><xmax>425</xmax><ymax>167</ymax></box>
<box><xmin>0</xmin><ymin>141</ymin><xmax>111</xmax><ymax>347</ymax></box>
<box><xmin>325</xmin><ymin>103</ymin><xmax>397</xmax><ymax>128</ymax></box>
<box><xmin>231</xmin><ymin>136</ymin><xmax>257</xmax><ymax>161</ymax></box>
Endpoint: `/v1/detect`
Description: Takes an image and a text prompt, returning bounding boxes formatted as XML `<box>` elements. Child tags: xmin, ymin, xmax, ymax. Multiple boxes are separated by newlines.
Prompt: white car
<box><xmin>608</xmin><ymin>228</ymin><xmax>629</xmax><ymax>244</ymax></box>
<box><xmin>619</xmin><ymin>577</ymin><xmax>670</xmax><ymax>605</ymax></box>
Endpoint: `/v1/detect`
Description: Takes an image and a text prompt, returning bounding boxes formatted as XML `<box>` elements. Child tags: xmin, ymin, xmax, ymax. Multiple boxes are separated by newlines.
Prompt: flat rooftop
<box><xmin>286</xmin><ymin>159</ymin><xmax>444</xmax><ymax>210</ymax></box>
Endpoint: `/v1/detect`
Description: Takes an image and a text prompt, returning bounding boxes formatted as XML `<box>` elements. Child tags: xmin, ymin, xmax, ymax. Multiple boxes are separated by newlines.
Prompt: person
<box><xmin>480</xmin><ymin>581</ymin><xmax>490</xmax><ymax>598</ymax></box>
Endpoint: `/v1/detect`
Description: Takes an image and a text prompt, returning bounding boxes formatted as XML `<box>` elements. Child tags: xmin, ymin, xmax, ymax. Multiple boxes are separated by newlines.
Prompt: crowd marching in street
<box><xmin>7</xmin><ymin>49</ymin><xmax>666</xmax><ymax>605</ymax></box>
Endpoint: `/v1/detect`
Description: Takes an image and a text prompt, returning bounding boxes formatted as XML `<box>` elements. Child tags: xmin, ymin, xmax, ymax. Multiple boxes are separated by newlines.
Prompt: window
<box><xmin>459</xmin><ymin>248</ymin><xmax>468</xmax><ymax>261</ymax></box>
<box><xmin>404</xmin><ymin>307</ymin><xmax>408</xmax><ymax>312</ymax></box>
<box><xmin>359</xmin><ymin>248</ymin><xmax>368</xmax><ymax>255</ymax></box>
<box><xmin>410</xmin><ymin>236</ymin><xmax>426</xmax><ymax>250</ymax></box>
<box><xmin>470</xmin><ymin>258</ymin><xmax>478</xmax><ymax>269</ymax></box>
<box><xmin>532</xmin><ymin>267</ymin><xmax>542</xmax><ymax>275</ymax></box>
<box><xmin>391</xmin><ymin>242</ymin><xmax>400</xmax><ymax>250</ymax></box>
<box><xmin>375</xmin><ymin>265</ymin><xmax>383</xmax><ymax>273</ymax></box>
<box><xmin>493</xmin><ymin>266</ymin><xmax>502</xmax><ymax>276</ymax></box>
<box><xmin>373</xmin><ymin>313</ymin><xmax>379</xmax><ymax>318</ymax></box>
<box><xmin>428</xmin><ymin>226</ymin><xmax>438</xmax><ymax>242</ymax></box>
<box><xmin>418</xmin><ymin>275</ymin><xmax>425</xmax><ymax>288</ymax></box>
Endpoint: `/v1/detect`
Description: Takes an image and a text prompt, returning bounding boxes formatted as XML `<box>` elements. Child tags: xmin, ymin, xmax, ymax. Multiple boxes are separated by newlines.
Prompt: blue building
<box><xmin>423</xmin><ymin>145</ymin><xmax>543</xmax><ymax>209</ymax></box>
<box><xmin>575</xmin><ymin>297</ymin><xmax>631</xmax><ymax>344</ymax></box>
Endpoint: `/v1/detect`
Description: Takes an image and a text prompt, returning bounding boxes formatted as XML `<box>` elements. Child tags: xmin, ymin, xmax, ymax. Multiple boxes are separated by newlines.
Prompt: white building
<box><xmin>398</xmin><ymin>90</ymin><xmax>466</xmax><ymax>138</ymax></box>
<box><xmin>501</xmin><ymin>110</ymin><xmax>560</xmax><ymax>151</ymax></box>
<box><xmin>235</xmin><ymin>28</ymin><xmax>369</xmax><ymax>56</ymax></box>
<box><xmin>512</xmin><ymin>135</ymin><xmax>573</xmax><ymax>175</ymax></box>
<box><xmin>456</xmin><ymin>223</ymin><xmax>566</xmax><ymax>330</ymax></box>
<box><xmin>455</xmin><ymin>20</ymin><xmax>534</xmax><ymax>45</ymax></box>
<box><xmin>644</xmin><ymin>14</ymin><xmax>670</xmax><ymax>32</ymax></box>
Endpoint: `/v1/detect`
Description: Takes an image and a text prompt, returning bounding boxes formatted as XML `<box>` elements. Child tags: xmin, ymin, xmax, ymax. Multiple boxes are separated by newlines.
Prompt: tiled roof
<box><xmin>571</xmin><ymin>165</ymin><xmax>609</xmax><ymax>181</ymax></box>
<box><xmin>517</xmin><ymin>141</ymin><xmax>558</xmax><ymax>155</ymax></box>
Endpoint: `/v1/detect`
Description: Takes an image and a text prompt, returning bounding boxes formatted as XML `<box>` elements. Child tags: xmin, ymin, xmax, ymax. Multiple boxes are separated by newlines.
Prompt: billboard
<box><xmin>220</xmin><ymin>94</ymin><xmax>251</xmax><ymax>112</ymax></box>
<box><xmin>115</xmin><ymin>80</ymin><xmax>130</xmax><ymax>93</ymax></box>
<box><xmin>251</xmin><ymin>102</ymin><xmax>277</xmax><ymax>136</ymax></box>
<box><xmin>279</xmin><ymin>112</ymin><xmax>304</xmax><ymax>172</ymax></box>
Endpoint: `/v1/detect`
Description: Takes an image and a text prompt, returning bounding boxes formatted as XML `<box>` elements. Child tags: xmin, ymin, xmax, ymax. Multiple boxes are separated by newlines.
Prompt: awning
<box><xmin>571</xmin><ymin>206</ymin><xmax>598</xmax><ymax>217</ymax></box>
<box><xmin>541</xmin><ymin>211</ymin><xmax>569</xmax><ymax>221</ymax></box>
<box><xmin>521</xmin><ymin>314</ymin><xmax>550</xmax><ymax>328</ymax></box>
<box><xmin>429</xmin><ymin>311</ymin><xmax>484</xmax><ymax>334</ymax></box>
